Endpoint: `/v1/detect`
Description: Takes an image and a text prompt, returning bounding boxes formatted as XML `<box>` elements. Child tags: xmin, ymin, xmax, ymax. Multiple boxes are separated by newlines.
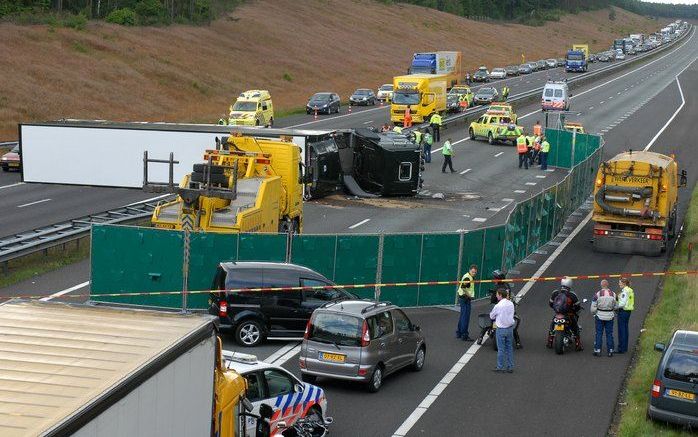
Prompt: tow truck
<box><xmin>468</xmin><ymin>107</ymin><xmax>523</xmax><ymax>146</ymax></box>
<box><xmin>487</xmin><ymin>103</ymin><xmax>517</xmax><ymax>123</ymax></box>
<box><xmin>146</xmin><ymin>133</ymin><xmax>303</xmax><ymax>233</ymax></box>
<box><xmin>564</xmin><ymin>121</ymin><xmax>585</xmax><ymax>134</ymax></box>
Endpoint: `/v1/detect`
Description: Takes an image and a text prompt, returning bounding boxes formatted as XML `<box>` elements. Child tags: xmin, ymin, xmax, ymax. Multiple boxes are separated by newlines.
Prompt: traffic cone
<box><xmin>349</xmin><ymin>105</ymin><xmax>352</xmax><ymax>114</ymax></box>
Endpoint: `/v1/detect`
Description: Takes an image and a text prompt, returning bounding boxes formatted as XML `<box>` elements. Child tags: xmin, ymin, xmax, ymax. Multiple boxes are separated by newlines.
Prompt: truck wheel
<box><xmin>192</xmin><ymin>164</ymin><xmax>224</xmax><ymax>174</ymax></box>
<box><xmin>469</xmin><ymin>128</ymin><xmax>476</xmax><ymax>140</ymax></box>
<box><xmin>255</xmin><ymin>119</ymin><xmax>260</xmax><ymax>126</ymax></box>
<box><xmin>488</xmin><ymin>132</ymin><xmax>495</xmax><ymax>145</ymax></box>
<box><xmin>235</xmin><ymin>320</ymin><xmax>264</xmax><ymax>347</ymax></box>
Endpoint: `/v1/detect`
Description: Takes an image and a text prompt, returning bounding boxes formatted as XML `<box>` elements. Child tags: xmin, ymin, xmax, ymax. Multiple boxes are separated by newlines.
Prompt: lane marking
<box><xmin>124</xmin><ymin>194</ymin><xmax>171</xmax><ymax>207</ymax></box>
<box><xmin>600</xmin><ymin>100</ymin><xmax>605</xmax><ymax>104</ymax></box>
<box><xmin>40</xmin><ymin>281</ymin><xmax>90</xmax><ymax>301</ymax></box>
<box><xmin>349</xmin><ymin>218</ymin><xmax>370</xmax><ymax>229</ymax></box>
<box><xmin>514</xmin><ymin>189</ymin><xmax>526</xmax><ymax>193</ymax></box>
<box><xmin>363</xmin><ymin>121</ymin><xmax>373</xmax><ymax>125</ymax></box>
<box><xmin>525</xmin><ymin>182</ymin><xmax>537</xmax><ymax>186</ymax></box>
<box><xmin>270</xmin><ymin>344</ymin><xmax>302</xmax><ymax>366</ymax></box>
<box><xmin>17</xmin><ymin>198</ymin><xmax>51</xmax><ymax>208</ymax></box>
<box><xmin>472</xmin><ymin>217</ymin><xmax>487</xmax><ymax>222</ymax></box>
<box><xmin>459</xmin><ymin>168</ymin><xmax>471</xmax><ymax>175</ymax></box>
<box><xmin>645</xmin><ymin>62</ymin><xmax>690</xmax><ymax>151</ymax></box>
<box><xmin>265</xmin><ymin>342</ymin><xmax>301</xmax><ymax>364</ymax></box>
<box><xmin>535</xmin><ymin>175</ymin><xmax>546</xmax><ymax>178</ymax></box>
<box><xmin>0</xmin><ymin>182</ymin><xmax>25</xmax><ymax>190</ymax></box>
<box><xmin>494</xmin><ymin>152</ymin><xmax>504</xmax><ymax>157</ymax></box>
<box><xmin>501</xmin><ymin>198</ymin><xmax>514</xmax><ymax>202</ymax></box>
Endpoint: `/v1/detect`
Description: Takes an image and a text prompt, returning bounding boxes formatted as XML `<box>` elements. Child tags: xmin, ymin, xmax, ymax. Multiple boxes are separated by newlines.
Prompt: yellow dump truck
<box><xmin>391</xmin><ymin>74</ymin><xmax>448</xmax><ymax>125</ymax></box>
<box><xmin>592</xmin><ymin>151</ymin><xmax>687</xmax><ymax>255</ymax></box>
<box><xmin>150</xmin><ymin>134</ymin><xmax>303</xmax><ymax>233</ymax></box>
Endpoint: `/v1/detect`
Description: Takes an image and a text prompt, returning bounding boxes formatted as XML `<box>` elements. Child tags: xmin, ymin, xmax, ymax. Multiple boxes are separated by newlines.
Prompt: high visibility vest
<box><xmin>430</xmin><ymin>113</ymin><xmax>442</xmax><ymax>126</ymax></box>
<box><xmin>424</xmin><ymin>134</ymin><xmax>433</xmax><ymax>145</ymax></box>
<box><xmin>405</xmin><ymin>107</ymin><xmax>412</xmax><ymax>118</ymax></box>
<box><xmin>503</xmin><ymin>87</ymin><xmax>509</xmax><ymax>95</ymax></box>
<box><xmin>527</xmin><ymin>136</ymin><xmax>536</xmax><ymax>148</ymax></box>
<box><xmin>622</xmin><ymin>286</ymin><xmax>635</xmax><ymax>311</ymax></box>
<box><xmin>533</xmin><ymin>124</ymin><xmax>542</xmax><ymax>136</ymax></box>
<box><xmin>393</xmin><ymin>126</ymin><xmax>403</xmax><ymax>133</ymax></box>
<box><xmin>516</xmin><ymin>136</ymin><xmax>528</xmax><ymax>153</ymax></box>
<box><xmin>458</xmin><ymin>273</ymin><xmax>475</xmax><ymax>298</ymax></box>
<box><xmin>218</xmin><ymin>118</ymin><xmax>226</xmax><ymax>125</ymax></box>
<box><xmin>414</xmin><ymin>131</ymin><xmax>422</xmax><ymax>144</ymax></box>
<box><xmin>541</xmin><ymin>140</ymin><xmax>550</xmax><ymax>153</ymax></box>
<box><xmin>442</xmin><ymin>141</ymin><xmax>452</xmax><ymax>156</ymax></box>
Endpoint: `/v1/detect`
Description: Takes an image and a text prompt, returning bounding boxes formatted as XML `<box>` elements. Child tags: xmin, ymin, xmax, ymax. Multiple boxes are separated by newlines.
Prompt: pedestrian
<box><xmin>413</xmin><ymin>128</ymin><xmax>423</xmax><ymax>147</ymax></box>
<box><xmin>466</xmin><ymin>72</ymin><xmax>471</xmax><ymax>85</ymax></box>
<box><xmin>430</xmin><ymin>112</ymin><xmax>442</xmax><ymax>142</ymax></box>
<box><xmin>404</xmin><ymin>106</ymin><xmax>413</xmax><ymax>128</ymax></box>
<box><xmin>516</xmin><ymin>133</ymin><xmax>529</xmax><ymax>169</ymax></box>
<box><xmin>526</xmin><ymin>134</ymin><xmax>536</xmax><ymax>167</ymax></box>
<box><xmin>217</xmin><ymin>116</ymin><xmax>228</xmax><ymax>125</ymax></box>
<box><xmin>531</xmin><ymin>136</ymin><xmax>541</xmax><ymax>165</ymax></box>
<box><xmin>423</xmin><ymin>130</ymin><xmax>433</xmax><ymax>163</ymax></box>
<box><xmin>456</xmin><ymin>264</ymin><xmax>477</xmax><ymax>341</ymax></box>
<box><xmin>540</xmin><ymin>135</ymin><xmax>550</xmax><ymax>170</ymax></box>
<box><xmin>616</xmin><ymin>278</ymin><xmax>635</xmax><ymax>354</ymax></box>
<box><xmin>490</xmin><ymin>288</ymin><xmax>515</xmax><ymax>373</ymax></box>
<box><xmin>591</xmin><ymin>279</ymin><xmax>618</xmax><ymax>357</ymax></box>
<box><xmin>533</xmin><ymin>120</ymin><xmax>543</xmax><ymax>138</ymax></box>
<box><xmin>441</xmin><ymin>138</ymin><xmax>455</xmax><ymax>173</ymax></box>
<box><xmin>502</xmin><ymin>85</ymin><xmax>510</xmax><ymax>101</ymax></box>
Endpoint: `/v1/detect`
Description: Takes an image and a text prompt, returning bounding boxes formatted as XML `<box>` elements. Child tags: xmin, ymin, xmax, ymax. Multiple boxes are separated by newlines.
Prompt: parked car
<box><xmin>473</xmin><ymin>86</ymin><xmax>499</xmax><ymax>105</ymax></box>
<box><xmin>648</xmin><ymin>330</ymin><xmax>698</xmax><ymax>428</ymax></box>
<box><xmin>223</xmin><ymin>351</ymin><xmax>330</xmax><ymax>434</ymax></box>
<box><xmin>615</xmin><ymin>49</ymin><xmax>626</xmax><ymax>61</ymax></box>
<box><xmin>349</xmin><ymin>88</ymin><xmax>376</xmax><ymax>106</ymax></box>
<box><xmin>505</xmin><ymin>65</ymin><xmax>519</xmax><ymax>76</ymax></box>
<box><xmin>626</xmin><ymin>47</ymin><xmax>637</xmax><ymax>55</ymax></box>
<box><xmin>299</xmin><ymin>300</ymin><xmax>426</xmax><ymax>393</ymax></box>
<box><xmin>518</xmin><ymin>63</ymin><xmax>533</xmax><ymax>74</ymax></box>
<box><xmin>588</xmin><ymin>54</ymin><xmax>597</xmax><ymax>63</ymax></box>
<box><xmin>0</xmin><ymin>145</ymin><xmax>20</xmax><ymax>172</ymax></box>
<box><xmin>529</xmin><ymin>62</ymin><xmax>540</xmax><ymax>71</ymax></box>
<box><xmin>557</xmin><ymin>58</ymin><xmax>566</xmax><ymax>67</ymax></box>
<box><xmin>546</xmin><ymin>58</ymin><xmax>557</xmax><ymax>69</ymax></box>
<box><xmin>473</xmin><ymin>66</ymin><xmax>490</xmax><ymax>82</ymax></box>
<box><xmin>306</xmin><ymin>92</ymin><xmax>341</xmax><ymax>114</ymax></box>
<box><xmin>598</xmin><ymin>52</ymin><xmax>611</xmax><ymax>62</ymax></box>
<box><xmin>489</xmin><ymin>68</ymin><xmax>507</xmax><ymax>80</ymax></box>
<box><xmin>376</xmin><ymin>84</ymin><xmax>393</xmax><ymax>102</ymax></box>
<box><xmin>536</xmin><ymin>60</ymin><xmax>547</xmax><ymax>70</ymax></box>
<box><xmin>208</xmin><ymin>262</ymin><xmax>357</xmax><ymax>346</ymax></box>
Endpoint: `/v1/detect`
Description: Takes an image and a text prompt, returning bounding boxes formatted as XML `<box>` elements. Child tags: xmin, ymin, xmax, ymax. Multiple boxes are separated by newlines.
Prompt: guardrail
<box><xmin>0</xmin><ymin>141</ymin><xmax>18</xmax><ymax>148</ymax></box>
<box><xmin>0</xmin><ymin>197</ymin><xmax>172</xmax><ymax>269</ymax></box>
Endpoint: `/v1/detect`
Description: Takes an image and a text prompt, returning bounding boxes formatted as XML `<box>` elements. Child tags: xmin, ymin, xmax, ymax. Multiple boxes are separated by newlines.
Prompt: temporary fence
<box><xmin>90</xmin><ymin>129</ymin><xmax>604</xmax><ymax>309</ymax></box>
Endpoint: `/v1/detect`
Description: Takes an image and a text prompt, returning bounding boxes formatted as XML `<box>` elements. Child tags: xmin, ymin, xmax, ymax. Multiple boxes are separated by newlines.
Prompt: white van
<box><xmin>541</xmin><ymin>81</ymin><xmax>570</xmax><ymax>111</ymax></box>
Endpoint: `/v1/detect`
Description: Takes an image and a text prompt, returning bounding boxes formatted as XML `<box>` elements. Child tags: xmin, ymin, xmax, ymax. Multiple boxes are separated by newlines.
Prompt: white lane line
<box><xmin>535</xmin><ymin>175</ymin><xmax>546</xmax><ymax>178</ymax></box>
<box><xmin>514</xmin><ymin>189</ymin><xmax>526</xmax><ymax>193</ymax></box>
<box><xmin>525</xmin><ymin>182</ymin><xmax>537</xmax><ymax>186</ymax></box>
<box><xmin>617</xmin><ymin>91</ymin><xmax>622</xmax><ymax>95</ymax></box>
<box><xmin>588</xmin><ymin>106</ymin><xmax>594</xmax><ymax>110</ymax></box>
<box><xmin>645</xmin><ymin>64</ymin><xmax>689</xmax><ymax>151</ymax></box>
<box><xmin>0</xmin><ymin>182</ymin><xmax>24</xmax><ymax>190</ymax></box>
<box><xmin>609</xmin><ymin>96</ymin><xmax>614</xmax><ymax>100</ymax></box>
<box><xmin>434</xmin><ymin>137</ymin><xmax>469</xmax><ymax>153</ymax></box>
<box><xmin>124</xmin><ymin>194</ymin><xmax>171</xmax><ymax>207</ymax></box>
<box><xmin>17</xmin><ymin>198</ymin><xmax>51</xmax><ymax>208</ymax></box>
<box><xmin>349</xmin><ymin>218</ymin><xmax>370</xmax><ymax>229</ymax></box>
<box><xmin>501</xmin><ymin>198</ymin><xmax>515</xmax><ymax>202</ymax></box>
<box><xmin>271</xmin><ymin>344</ymin><xmax>302</xmax><ymax>366</ymax></box>
<box><xmin>459</xmin><ymin>168</ymin><xmax>471</xmax><ymax>175</ymax></box>
<box><xmin>40</xmin><ymin>281</ymin><xmax>90</xmax><ymax>301</ymax></box>
<box><xmin>289</xmin><ymin>105</ymin><xmax>387</xmax><ymax>128</ymax></box>
<box><xmin>600</xmin><ymin>100</ymin><xmax>605</xmax><ymax>104</ymax></box>
<box><xmin>363</xmin><ymin>121</ymin><xmax>373</xmax><ymax>125</ymax></box>
<box><xmin>265</xmin><ymin>342</ymin><xmax>300</xmax><ymax>364</ymax></box>
<box><xmin>494</xmin><ymin>152</ymin><xmax>504</xmax><ymax>157</ymax></box>
<box><xmin>472</xmin><ymin>217</ymin><xmax>487</xmax><ymax>222</ymax></box>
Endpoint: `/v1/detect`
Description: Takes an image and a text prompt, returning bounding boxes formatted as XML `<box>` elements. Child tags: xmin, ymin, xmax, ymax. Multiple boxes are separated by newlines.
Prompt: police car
<box><xmin>223</xmin><ymin>351</ymin><xmax>328</xmax><ymax>436</ymax></box>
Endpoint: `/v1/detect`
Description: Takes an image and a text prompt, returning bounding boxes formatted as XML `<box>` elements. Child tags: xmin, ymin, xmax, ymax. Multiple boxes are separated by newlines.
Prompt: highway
<box><xmin>1</xmin><ymin>26</ymin><xmax>696</xmax><ymax>437</ymax></box>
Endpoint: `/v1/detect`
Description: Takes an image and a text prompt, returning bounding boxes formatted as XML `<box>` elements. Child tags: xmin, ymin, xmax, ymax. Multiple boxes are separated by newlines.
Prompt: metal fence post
<box><xmin>416</xmin><ymin>234</ymin><xmax>425</xmax><ymax>306</ymax></box>
<box><xmin>181</xmin><ymin>226</ymin><xmax>191</xmax><ymax>313</ymax></box>
<box><xmin>375</xmin><ymin>234</ymin><xmax>384</xmax><ymax>302</ymax></box>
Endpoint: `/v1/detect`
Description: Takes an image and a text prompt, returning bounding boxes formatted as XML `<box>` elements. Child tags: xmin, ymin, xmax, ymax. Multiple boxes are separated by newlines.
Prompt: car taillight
<box><xmin>651</xmin><ymin>379</ymin><xmax>662</xmax><ymax>398</ymax></box>
<box><xmin>218</xmin><ymin>301</ymin><xmax>227</xmax><ymax>317</ymax></box>
<box><xmin>361</xmin><ymin>320</ymin><xmax>370</xmax><ymax>347</ymax></box>
<box><xmin>304</xmin><ymin>319</ymin><xmax>312</xmax><ymax>340</ymax></box>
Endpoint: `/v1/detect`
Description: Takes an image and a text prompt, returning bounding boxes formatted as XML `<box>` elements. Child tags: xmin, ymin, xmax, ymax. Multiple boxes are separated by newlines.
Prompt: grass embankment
<box><xmin>616</xmin><ymin>185</ymin><xmax>698</xmax><ymax>436</ymax></box>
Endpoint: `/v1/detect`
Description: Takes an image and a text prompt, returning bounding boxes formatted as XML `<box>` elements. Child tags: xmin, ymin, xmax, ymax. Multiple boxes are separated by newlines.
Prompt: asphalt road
<box><xmin>2</xmin><ymin>27</ymin><xmax>696</xmax><ymax>437</ymax></box>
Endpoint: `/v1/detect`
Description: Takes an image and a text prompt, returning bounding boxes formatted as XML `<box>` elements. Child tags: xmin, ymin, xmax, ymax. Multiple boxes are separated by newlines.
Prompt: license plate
<box><xmin>667</xmin><ymin>389</ymin><xmax>695</xmax><ymax>401</ymax></box>
<box><xmin>320</xmin><ymin>352</ymin><xmax>345</xmax><ymax>363</ymax></box>
<box><xmin>622</xmin><ymin>232</ymin><xmax>636</xmax><ymax>237</ymax></box>
<box><xmin>554</xmin><ymin>325</ymin><xmax>564</xmax><ymax>331</ymax></box>
<box><xmin>8</xmin><ymin>163</ymin><xmax>19</xmax><ymax>167</ymax></box>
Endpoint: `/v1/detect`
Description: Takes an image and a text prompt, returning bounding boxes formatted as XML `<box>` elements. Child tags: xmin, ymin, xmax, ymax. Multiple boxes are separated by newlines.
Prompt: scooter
<box><xmin>549</xmin><ymin>298</ymin><xmax>588</xmax><ymax>355</ymax></box>
<box><xmin>240</xmin><ymin>402</ymin><xmax>333</xmax><ymax>437</ymax></box>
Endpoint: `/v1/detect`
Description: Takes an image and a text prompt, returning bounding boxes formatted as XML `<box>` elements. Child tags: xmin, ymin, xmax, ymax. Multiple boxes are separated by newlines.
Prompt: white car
<box><xmin>376</xmin><ymin>84</ymin><xmax>394</xmax><ymax>101</ymax></box>
<box><xmin>489</xmin><ymin>68</ymin><xmax>507</xmax><ymax>80</ymax></box>
<box><xmin>615</xmin><ymin>49</ymin><xmax>626</xmax><ymax>60</ymax></box>
<box><xmin>223</xmin><ymin>351</ymin><xmax>328</xmax><ymax>436</ymax></box>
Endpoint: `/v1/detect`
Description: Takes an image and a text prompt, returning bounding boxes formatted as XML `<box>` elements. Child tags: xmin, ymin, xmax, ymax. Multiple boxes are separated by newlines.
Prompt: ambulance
<box><xmin>229</xmin><ymin>90</ymin><xmax>274</xmax><ymax>127</ymax></box>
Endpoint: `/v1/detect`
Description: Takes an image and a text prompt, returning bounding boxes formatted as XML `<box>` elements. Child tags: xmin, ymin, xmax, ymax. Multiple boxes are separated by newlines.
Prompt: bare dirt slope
<box><xmin>0</xmin><ymin>1</ymin><xmax>660</xmax><ymax>138</ymax></box>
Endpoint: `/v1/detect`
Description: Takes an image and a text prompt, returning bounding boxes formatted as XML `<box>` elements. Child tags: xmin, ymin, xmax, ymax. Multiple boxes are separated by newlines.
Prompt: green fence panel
<box><xmin>290</xmin><ymin>235</ymin><xmax>338</xmax><ymax>280</ymax></box>
<box><xmin>546</xmin><ymin>128</ymin><xmax>573</xmax><ymax>169</ymax></box>
<box><xmin>380</xmin><ymin>234</ymin><xmax>422</xmax><ymax>307</ymax></box>
<box><xmin>459</xmin><ymin>230</ymin><xmax>486</xmax><ymax>298</ymax></box>
<box><xmin>334</xmin><ymin>235</ymin><xmax>379</xmax><ymax>300</ymax></box>
<box><xmin>527</xmin><ymin>193</ymin><xmax>544</xmax><ymax>254</ymax></box>
<box><xmin>417</xmin><ymin>233</ymin><xmax>461</xmax><ymax>305</ymax></box>
<box><xmin>481</xmin><ymin>226</ymin><xmax>505</xmax><ymax>296</ymax></box>
<box><xmin>237</xmin><ymin>233</ymin><xmax>288</xmax><ymax>262</ymax></box>
<box><xmin>91</xmin><ymin>225</ymin><xmax>184</xmax><ymax>308</ymax></box>
<box><xmin>187</xmin><ymin>232</ymin><xmax>239</xmax><ymax>309</ymax></box>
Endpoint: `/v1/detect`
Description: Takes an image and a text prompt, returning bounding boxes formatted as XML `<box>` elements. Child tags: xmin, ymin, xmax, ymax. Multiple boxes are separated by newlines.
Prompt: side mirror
<box><xmin>654</xmin><ymin>343</ymin><xmax>666</xmax><ymax>352</ymax></box>
<box><xmin>294</xmin><ymin>383</ymin><xmax>304</xmax><ymax>393</ymax></box>
<box><xmin>242</xmin><ymin>398</ymin><xmax>254</xmax><ymax>412</ymax></box>
<box><xmin>680</xmin><ymin>170</ymin><xmax>688</xmax><ymax>187</ymax></box>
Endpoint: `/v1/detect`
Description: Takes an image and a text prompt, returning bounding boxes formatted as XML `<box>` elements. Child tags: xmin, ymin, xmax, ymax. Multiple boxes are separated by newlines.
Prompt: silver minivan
<box><xmin>299</xmin><ymin>300</ymin><xmax>426</xmax><ymax>393</ymax></box>
<box><xmin>541</xmin><ymin>80</ymin><xmax>570</xmax><ymax>111</ymax></box>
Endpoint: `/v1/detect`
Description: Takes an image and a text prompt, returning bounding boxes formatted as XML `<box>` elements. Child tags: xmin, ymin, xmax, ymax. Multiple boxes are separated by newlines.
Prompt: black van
<box><xmin>209</xmin><ymin>262</ymin><xmax>356</xmax><ymax>347</ymax></box>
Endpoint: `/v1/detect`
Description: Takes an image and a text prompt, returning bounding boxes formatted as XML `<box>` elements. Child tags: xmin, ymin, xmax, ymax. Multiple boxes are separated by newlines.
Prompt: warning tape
<box><xmin>5</xmin><ymin>270</ymin><xmax>698</xmax><ymax>301</ymax></box>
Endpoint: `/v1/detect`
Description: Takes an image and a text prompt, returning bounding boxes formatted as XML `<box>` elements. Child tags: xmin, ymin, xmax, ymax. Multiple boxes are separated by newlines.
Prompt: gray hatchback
<box><xmin>299</xmin><ymin>300</ymin><xmax>426</xmax><ymax>393</ymax></box>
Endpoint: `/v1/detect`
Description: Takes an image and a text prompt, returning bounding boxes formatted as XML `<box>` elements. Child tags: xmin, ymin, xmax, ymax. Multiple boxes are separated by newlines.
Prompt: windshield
<box><xmin>310</xmin><ymin>94</ymin><xmax>330</xmax><ymax>103</ymax></box>
<box><xmin>392</xmin><ymin>90</ymin><xmax>421</xmax><ymax>105</ymax></box>
<box><xmin>380</xmin><ymin>85</ymin><xmax>393</xmax><ymax>91</ymax></box>
<box><xmin>479</xmin><ymin>89</ymin><xmax>495</xmax><ymax>95</ymax></box>
<box><xmin>10</xmin><ymin>146</ymin><xmax>19</xmax><ymax>153</ymax></box>
<box><xmin>354</xmin><ymin>89</ymin><xmax>370</xmax><ymax>95</ymax></box>
<box><xmin>519</xmin><ymin>64</ymin><xmax>528</xmax><ymax>69</ymax></box>
<box><xmin>664</xmin><ymin>350</ymin><xmax>698</xmax><ymax>383</ymax></box>
<box><xmin>232</xmin><ymin>101</ymin><xmax>257</xmax><ymax>112</ymax></box>
<box><xmin>308</xmin><ymin>312</ymin><xmax>362</xmax><ymax>347</ymax></box>
<box><xmin>567</xmin><ymin>53</ymin><xmax>584</xmax><ymax>60</ymax></box>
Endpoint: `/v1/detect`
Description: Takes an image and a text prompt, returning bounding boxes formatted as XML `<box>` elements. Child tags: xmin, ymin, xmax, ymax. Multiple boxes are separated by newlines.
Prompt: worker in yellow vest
<box><xmin>616</xmin><ymin>278</ymin><xmax>635</xmax><ymax>354</ymax></box>
<box><xmin>540</xmin><ymin>136</ymin><xmax>551</xmax><ymax>170</ymax></box>
<box><xmin>516</xmin><ymin>134</ymin><xmax>529</xmax><ymax>169</ymax></box>
<box><xmin>456</xmin><ymin>264</ymin><xmax>478</xmax><ymax>341</ymax></box>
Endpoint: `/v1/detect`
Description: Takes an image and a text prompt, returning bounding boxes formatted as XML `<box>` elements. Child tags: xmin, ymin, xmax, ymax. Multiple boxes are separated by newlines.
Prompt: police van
<box><xmin>541</xmin><ymin>81</ymin><xmax>570</xmax><ymax>112</ymax></box>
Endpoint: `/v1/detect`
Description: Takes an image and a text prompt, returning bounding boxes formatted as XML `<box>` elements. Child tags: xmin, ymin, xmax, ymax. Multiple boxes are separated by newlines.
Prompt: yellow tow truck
<box><xmin>229</xmin><ymin>90</ymin><xmax>274</xmax><ymax>127</ymax></box>
<box><xmin>147</xmin><ymin>133</ymin><xmax>303</xmax><ymax>233</ymax></box>
<box><xmin>487</xmin><ymin>103</ymin><xmax>518</xmax><ymax>123</ymax></box>
<box><xmin>564</xmin><ymin>121</ymin><xmax>585</xmax><ymax>134</ymax></box>
<box><xmin>468</xmin><ymin>107</ymin><xmax>523</xmax><ymax>146</ymax></box>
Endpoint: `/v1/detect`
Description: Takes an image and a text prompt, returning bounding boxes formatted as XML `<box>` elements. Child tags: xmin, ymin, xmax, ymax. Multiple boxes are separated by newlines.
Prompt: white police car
<box><xmin>223</xmin><ymin>351</ymin><xmax>328</xmax><ymax>436</ymax></box>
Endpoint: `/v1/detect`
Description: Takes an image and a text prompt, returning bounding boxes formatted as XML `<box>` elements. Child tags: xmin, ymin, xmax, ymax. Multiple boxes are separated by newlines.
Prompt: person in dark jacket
<box><xmin>547</xmin><ymin>277</ymin><xmax>583</xmax><ymax>350</ymax></box>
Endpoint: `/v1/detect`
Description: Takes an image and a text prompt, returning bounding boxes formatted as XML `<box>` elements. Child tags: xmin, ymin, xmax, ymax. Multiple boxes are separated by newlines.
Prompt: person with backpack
<box><xmin>547</xmin><ymin>277</ymin><xmax>583</xmax><ymax>351</ymax></box>
<box><xmin>591</xmin><ymin>279</ymin><xmax>618</xmax><ymax>357</ymax></box>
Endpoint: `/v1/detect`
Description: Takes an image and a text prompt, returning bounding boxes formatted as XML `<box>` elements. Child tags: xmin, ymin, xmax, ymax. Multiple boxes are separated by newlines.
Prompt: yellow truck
<box><xmin>592</xmin><ymin>151</ymin><xmax>687</xmax><ymax>255</ymax></box>
<box><xmin>391</xmin><ymin>74</ymin><xmax>448</xmax><ymax>125</ymax></box>
<box><xmin>228</xmin><ymin>90</ymin><xmax>274</xmax><ymax>127</ymax></box>
<box><xmin>150</xmin><ymin>134</ymin><xmax>303</xmax><ymax>233</ymax></box>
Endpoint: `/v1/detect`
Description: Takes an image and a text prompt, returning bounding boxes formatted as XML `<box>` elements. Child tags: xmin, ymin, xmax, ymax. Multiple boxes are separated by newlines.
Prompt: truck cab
<box><xmin>229</xmin><ymin>90</ymin><xmax>274</xmax><ymax>127</ymax></box>
<box><xmin>565</xmin><ymin>50</ymin><xmax>588</xmax><ymax>72</ymax></box>
<box><xmin>391</xmin><ymin>74</ymin><xmax>447</xmax><ymax>125</ymax></box>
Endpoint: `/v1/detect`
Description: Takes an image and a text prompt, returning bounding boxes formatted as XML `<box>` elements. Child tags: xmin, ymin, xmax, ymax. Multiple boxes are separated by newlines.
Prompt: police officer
<box><xmin>526</xmin><ymin>134</ymin><xmax>536</xmax><ymax>166</ymax></box>
<box><xmin>423</xmin><ymin>130</ymin><xmax>433</xmax><ymax>163</ymax></box>
<box><xmin>393</xmin><ymin>125</ymin><xmax>403</xmax><ymax>134</ymax></box>
<box><xmin>616</xmin><ymin>277</ymin><xmax>634</xmax><ymax>354</ymax></box>
<box><xmin>441</xmin><ymin>138</ymin><xmax>455</xmax><ymax>173</ymax></box>
<box><xmin>413</xmin><ymin>128</ymin><xmax>423</xmax><ymax>146</ymax></box>
<box><xmin>456</xmin><ymin>264</ymin><xmax>478</xmax><ymax>341</ymax></box>
<box><xmin>516</xmin><ymin>133</ymin><xmax>529</xmax><ymax>169</ymax></box>
<box><xmin>502</xmin><ymin>85</ymin><xmax>510</xmax><ymax>101</ymax></box>
<box><xmin>430</xmin><ymin>112</ymin><xmax>442</xmax><ymax>142</ymax></box>
<box><xmin>540</xmin><ymin>136</ymin><xmax>551</xmax><ymax>170</ymax></box>
<box><xmin>218</xmin><ymin>116</ymin><xmax>228</xmax><ymax>125</ymax></box>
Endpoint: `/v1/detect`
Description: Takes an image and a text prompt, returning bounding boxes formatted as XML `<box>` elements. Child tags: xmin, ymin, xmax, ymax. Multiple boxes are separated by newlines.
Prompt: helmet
<box><xmin>561</xmin><ymin>276</ymin><xmax>573</xmax><ymax>289</ymax></box>
<box><xmin>492</xmin><ymin>269</ymin><xmax>506</xmax><ymax>281</ymax></box>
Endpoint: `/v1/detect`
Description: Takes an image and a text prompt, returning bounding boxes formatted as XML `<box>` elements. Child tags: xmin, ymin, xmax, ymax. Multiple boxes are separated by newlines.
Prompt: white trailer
<box><xmin>0</xmin><ymin>300</ymin><xmax>220</xmax><ymax>437</ymax></box>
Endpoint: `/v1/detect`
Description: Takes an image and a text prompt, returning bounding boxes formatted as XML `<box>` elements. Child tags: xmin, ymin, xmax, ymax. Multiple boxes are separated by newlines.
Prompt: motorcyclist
<box><xmin>489</xmin><ymin>270</ymin><xmax>522</xmax><ymax>349</ymax></box>
<box><xmin>548</xmin><ymin>277</ymin><xmax>583</xmax><ymax>350</ymax></box>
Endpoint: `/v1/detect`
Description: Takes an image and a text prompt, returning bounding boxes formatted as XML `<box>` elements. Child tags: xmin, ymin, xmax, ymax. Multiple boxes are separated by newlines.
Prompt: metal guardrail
<box><xmin>0</xmin><ymin>141</ymin><xmax>18</xmax><ymax>148</ymax></box>
<box><xmin>0</xmin><ymin>197</ymin><xmax>172</xmax><ymax>264</ymax></box>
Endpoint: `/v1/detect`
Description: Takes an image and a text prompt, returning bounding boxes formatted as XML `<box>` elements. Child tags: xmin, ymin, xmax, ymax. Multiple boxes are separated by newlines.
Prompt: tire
<box><xmin>367</xmin><ymin>366</ymin><xmax>383</xmax><ymax>393</ymax></box>
<box><xmin>1</xmin><ymin>167</ymin><xmax>8</xmax><ymax>172</ymax></box>
<box><xmin>190</xmin><ymin>172</ymin><xmax>228</xmax><ymax>186</ymax></box>
<box><xmin>469</xmin><ymin>128</ymin><xmax>476</xmax><ymax>140</ymax></box>
<box><xmin>234</xmin><ymin>319</ymin><xmax>264</xmax><ymax>347</ymax></box>
<box><xmin>192</xmin><ymin>164</ymin><xmax>224</xmax><ymax>174</ymax></box>
<box><xmin>554</xmin><ymin>331</ymin><xmax>565</xmax><ymax>355</ymax></box>
<box><xmin>412</xmin><ymin>346</ymin><xmax>426</xmax><ymax>371</ymax></box>
<box><xmin>301</xmin><ymin>374</ymin><xmax>317</xmax><ymax>384</ymax></box>
<box><xmin>488</xmin><ymin>132</ymin><xmax>494</xmax><ymax>145</ymax></box>
<box><xmin>255</xmin><ymin>119</ymin><xmax>260</xmax><ymax>126</ymax></box>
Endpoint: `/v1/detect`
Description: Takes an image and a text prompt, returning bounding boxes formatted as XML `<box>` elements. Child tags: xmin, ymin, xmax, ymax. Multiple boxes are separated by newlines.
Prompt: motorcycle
<box><xmin>549</xmin><ymin>298</ymin><xmax>588</xmax><ymax>355</ymax></box>
<box><xmin>476</xmin><ymin>294</ymin><xmax>522</xmax><ymax>350</ymax></box>
<box><xmin>240</xmin><ymin>402</ymin><xmax>333</xmax><ymax>437</ymax></box>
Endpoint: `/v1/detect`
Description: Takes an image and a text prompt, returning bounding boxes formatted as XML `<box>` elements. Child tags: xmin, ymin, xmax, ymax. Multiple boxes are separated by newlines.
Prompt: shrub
<box><xmin>62</xmin><ymin>12</ymin><xmax>88</xmax><ymax>30</ymax></box>
<box><xmin>134</xmin><ymin>0</ymin><xmax>165</xmax><ymax>25</ymax></box>
<box><xmin>282</xmin><ymin>72</ymin><xmax>293</xmax><ymax>82</ymax></box>
<box><xmin>106</xmin><ymin>8</ymin><xmax>136</xmax><ymax>25</ymax></box>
